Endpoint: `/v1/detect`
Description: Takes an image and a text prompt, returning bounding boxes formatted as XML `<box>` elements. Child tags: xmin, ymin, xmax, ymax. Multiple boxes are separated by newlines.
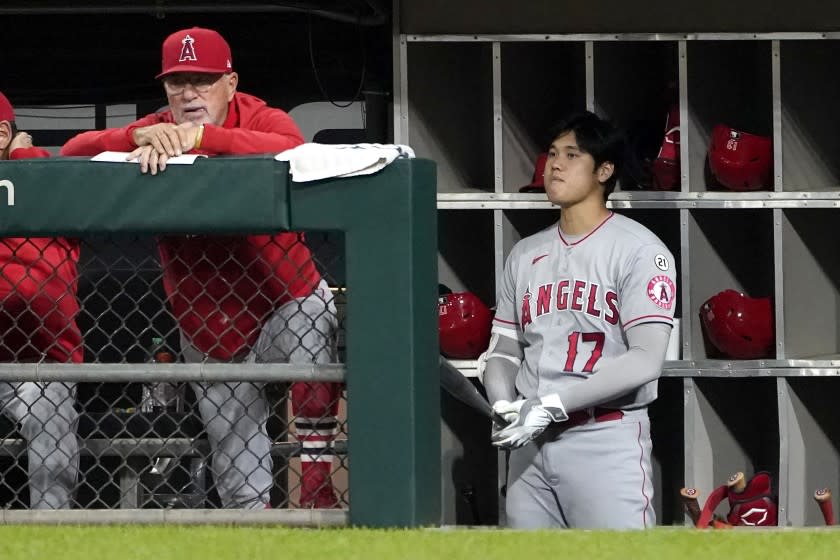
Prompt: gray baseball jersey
<box><xmin>493</xmin><ymin>212</ymin><xmax>676</xmax><ymax>409</ymax></box>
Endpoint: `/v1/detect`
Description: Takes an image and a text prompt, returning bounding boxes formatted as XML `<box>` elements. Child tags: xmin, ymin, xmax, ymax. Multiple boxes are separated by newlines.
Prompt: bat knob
<box><xmin>680</xmin><ymin>487</ymin><xmax>699</xmax><ymax>498</ymax></box>
<box><xmin>815</xmin><ymin>488</ymin><xmax>832</xmax><ymax>502</ymax></box>
<box><xmin>727</xmin><ymin>471</ymin><xmax>746</xmax><ymax>493</ymax></box>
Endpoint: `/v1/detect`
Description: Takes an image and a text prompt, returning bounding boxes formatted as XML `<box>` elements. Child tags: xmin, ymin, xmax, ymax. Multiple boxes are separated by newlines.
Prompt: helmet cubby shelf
<box><xmin>400</xmin><ymin>29</ymin><xmax>840</xmax><ymax>527</ymax></box>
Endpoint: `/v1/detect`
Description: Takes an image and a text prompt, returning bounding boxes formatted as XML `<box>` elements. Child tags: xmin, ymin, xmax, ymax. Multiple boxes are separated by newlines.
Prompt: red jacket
<box><xmin>0</xmin><ymin>146</ymin><xmax>82</xmax><ymax>363</ymax></box>
<box><xmin>62</xmin><ymin>92</ymin><xmax>320</xmax><ymax>359</ymax></box>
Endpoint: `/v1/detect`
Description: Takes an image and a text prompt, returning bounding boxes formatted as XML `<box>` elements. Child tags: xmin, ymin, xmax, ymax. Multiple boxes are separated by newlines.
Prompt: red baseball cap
<box><xmin>0</xmin><ymin>92</ymin><xmax>14</xmax><ymax>122</ymax></box>
<box><xmin>519</xmin><ymin>152</ymin><xmax>549</xmax><ymax>193</ymax></box>
<box><xmin>157</xmin><ymin>27</ymin><xmax>233</xmax><ymax>79</ymax></box>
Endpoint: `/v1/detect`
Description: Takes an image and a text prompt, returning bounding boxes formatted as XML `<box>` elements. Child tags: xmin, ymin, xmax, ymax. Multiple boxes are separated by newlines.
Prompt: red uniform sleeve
<box><xmin>9</xmin><ymin>146</ymin><xmax>51</xmax><ymax>159</ymax></box>
<box><xmin>199</xmin><ymin>106</ymin><xmax>304</xmax><ymax>154</ymax></box>
<box><xmin>61</xmin><ymin>95</ymin><xmax>304</xmax><ymax>157</ymax></box>
<box><xmin>60</xmin><ymin>113</ymin><xmax>165</xmax><ymax>156</ymax></box>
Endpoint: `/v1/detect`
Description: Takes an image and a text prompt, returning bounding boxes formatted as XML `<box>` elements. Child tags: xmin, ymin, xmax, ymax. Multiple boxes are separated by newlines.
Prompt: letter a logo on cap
<box><xmin>179</xmin><ymin>34</ymin><xmax>198</xmax><ymax>62</ymax></box>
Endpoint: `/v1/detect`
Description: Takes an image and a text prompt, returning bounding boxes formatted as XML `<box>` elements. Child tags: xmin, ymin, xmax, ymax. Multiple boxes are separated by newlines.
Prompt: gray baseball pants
<box><xmin>0</xmin><ymin>381</ymin><xmax>79</xmax><ymax>509</ymax></box>
<box><xmin>505</xmin><ymin>408</ymin><xmax>655</xmax><ymax>529</ymax></box>
<box><xmin>181</xmin><ymin>280</ymin><xmax>337</xmax><ymax>509</ymax></box>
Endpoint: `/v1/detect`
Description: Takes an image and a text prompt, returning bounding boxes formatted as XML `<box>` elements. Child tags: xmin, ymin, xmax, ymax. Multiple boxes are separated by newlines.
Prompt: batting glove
<box><xmin>490</xmin><ymin>394</ymin><xmax>568</xmax><ymax>450</ymax></box>
<box><xmin>489</xmin><ymin>398</ymin><xmax>517</xmax><ymax>441</ymax></box>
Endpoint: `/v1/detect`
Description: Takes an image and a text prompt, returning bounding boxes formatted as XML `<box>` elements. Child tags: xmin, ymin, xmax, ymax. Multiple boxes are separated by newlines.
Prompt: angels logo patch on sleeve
<box><xmin>647</xmin><ymin>275</ymin><xmax>675</xmax><ymax>310</ymax></box>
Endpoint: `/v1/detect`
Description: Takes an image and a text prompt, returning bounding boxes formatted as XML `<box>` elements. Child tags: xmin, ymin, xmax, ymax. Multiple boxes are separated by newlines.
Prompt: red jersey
<box><xmin>62</xmin><ymin>92</ymin><xmax>320</xmax><ymax>359</ymax></box>
<box><xmin>0</xmin><ymin>147</ymin><xmax>82</xmax><ymax>363</ymax></box>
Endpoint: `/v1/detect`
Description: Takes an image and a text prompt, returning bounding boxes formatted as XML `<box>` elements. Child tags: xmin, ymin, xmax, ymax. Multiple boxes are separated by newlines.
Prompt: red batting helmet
<box><xmin>519</xmin><ymin>152</ymin><xmax>549</xmax><ymax>193</ymax></box>
<box><xmin>700</xmin><ymin>289</ymin><xmax>774</xmax><ymax>359</ymax></box>
<box><xmin>708</xmin><ymin>124</ymin><xmax>772</xmax><ymax>191</ymax></box>
<box><xmin>438</xmin><ymin>291</ymin><xmax>492</xmax><ymax>359</ymax></box>
<box><xmin>651</xmin><ymin>103</ymin><xmax>681</xmax><ymax>190</ymax></box>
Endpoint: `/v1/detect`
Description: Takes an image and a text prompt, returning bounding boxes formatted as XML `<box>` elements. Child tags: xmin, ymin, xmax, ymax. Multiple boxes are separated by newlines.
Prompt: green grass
<box><xmin>2</xmin><ymin>526</ymin><xmax>840</xmax><ymax>560</ymax></box>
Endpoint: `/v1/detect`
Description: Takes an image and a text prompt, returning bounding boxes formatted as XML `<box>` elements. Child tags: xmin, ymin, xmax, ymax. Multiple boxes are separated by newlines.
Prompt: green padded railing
<box><xmin>0</xmin><ymin>155</ymin><xmax>441</xmax><ymax>527</ymax></box>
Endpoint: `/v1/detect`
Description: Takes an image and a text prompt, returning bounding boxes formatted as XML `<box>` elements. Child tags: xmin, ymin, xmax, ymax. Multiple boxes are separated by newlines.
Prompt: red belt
<box><xmin>566</xmin><ymin>407</ymin><xmax>624</xmax><ymax>428</ymax></box>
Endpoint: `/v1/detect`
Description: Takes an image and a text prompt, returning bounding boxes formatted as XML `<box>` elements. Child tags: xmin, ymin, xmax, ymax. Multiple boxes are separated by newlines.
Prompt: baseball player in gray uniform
<box><xmin>483</xmin><ymin>111</ymin><xmax>676</xmax><ymax>529</ymax></box>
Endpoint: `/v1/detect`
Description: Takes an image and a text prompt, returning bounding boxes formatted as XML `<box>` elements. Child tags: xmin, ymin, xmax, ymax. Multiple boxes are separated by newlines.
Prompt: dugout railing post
<box><xmin>290</xmin><ymin>161</ymin><xmax>440</xmax><ymax>527</ymax></box>
<box><xmin>0</xmin><ymin>156</ymin><xmax>441</xmax><ymax>528</ymax></box>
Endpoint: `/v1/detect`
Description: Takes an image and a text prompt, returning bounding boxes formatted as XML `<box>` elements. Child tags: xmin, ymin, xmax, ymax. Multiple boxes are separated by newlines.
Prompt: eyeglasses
<box><xmin>162</xmin><ymin>73</ymin><xmax>225</xmax><ymax>95</ymax></box>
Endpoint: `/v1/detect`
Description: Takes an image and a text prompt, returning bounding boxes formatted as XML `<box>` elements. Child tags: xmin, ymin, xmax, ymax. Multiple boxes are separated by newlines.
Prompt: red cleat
<box><xmin>300</xmin><ymin>486</ymin><xmax>341</xmax><ymax>509</ymax></box>
<box><xmin>300</xmin><ymin>469</ymin><xmax>341</xmax><ymax>509</ymax></box>
<box><xmin>299</xmin><ymin>464</ymin><xmax>341</xmax><ymax>509</ymax></box>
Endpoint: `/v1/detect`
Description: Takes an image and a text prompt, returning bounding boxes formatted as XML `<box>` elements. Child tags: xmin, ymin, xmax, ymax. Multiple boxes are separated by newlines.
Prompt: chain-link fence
<box><xmin>0</xmin><ymin>231</ymin><xmax>347</xmax><ymax>511</ymax></box>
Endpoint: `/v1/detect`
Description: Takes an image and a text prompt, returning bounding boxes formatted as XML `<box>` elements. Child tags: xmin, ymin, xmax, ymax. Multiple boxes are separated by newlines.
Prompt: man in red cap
<box><xmin>62</xmin><ymin>28</ymin><xmax>342</xmax><ymax>509</ymax></box>
<box><xmin>0</xmin><ymin>91</ymin><xmax>82</xmax><ymax>509</ymax></box>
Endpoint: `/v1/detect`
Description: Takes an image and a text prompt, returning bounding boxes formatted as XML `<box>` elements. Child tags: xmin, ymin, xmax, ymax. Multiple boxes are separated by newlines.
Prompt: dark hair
<box><xmin>548</xmin><ymin>111</ymin><xmax>625</xmax><ymax>197</ymax></box>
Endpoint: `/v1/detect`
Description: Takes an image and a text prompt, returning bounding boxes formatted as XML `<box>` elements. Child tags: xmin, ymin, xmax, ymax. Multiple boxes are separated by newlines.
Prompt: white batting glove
<box><xmin>491</xmin><ymin>394</ymin><xmax>568</xmax><ymax>450</ymax></box>
<box><xmin>490</xmin><ymin>399</ymin><xmax>518</xmax><ymax>442</ymax></box>
<box><xmin>491</xmin><ymin>399</ymin><xmax>522</xmax><ymax>423</ymax></box>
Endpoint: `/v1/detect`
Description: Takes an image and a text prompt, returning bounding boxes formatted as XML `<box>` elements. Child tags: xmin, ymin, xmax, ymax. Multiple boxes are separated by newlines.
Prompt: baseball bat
<box><xmin>439</xmin><ymin>356</ymin><xmax>508</xmax><ymax>427</ymax></box>
<box><xmin>814</xmin><ymin>488</ymin><xmax>835</xmax><ymax>526</ymax></box>
<box><xmin>680</xmin><ymin>487</ymin><xmax>702</xmax><ymax>525</ymax></box>
<box><xmin>727</xmin><ymin>471</ymin><xmax>746</xmax><ymax>493</ymax></box>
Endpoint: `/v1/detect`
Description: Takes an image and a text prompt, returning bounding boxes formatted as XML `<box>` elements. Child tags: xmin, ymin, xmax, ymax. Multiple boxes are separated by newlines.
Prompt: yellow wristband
<box><xmin>194</xmin><ymin>123</ymin><xmax>205</xmax><ymax>150</ymax></box>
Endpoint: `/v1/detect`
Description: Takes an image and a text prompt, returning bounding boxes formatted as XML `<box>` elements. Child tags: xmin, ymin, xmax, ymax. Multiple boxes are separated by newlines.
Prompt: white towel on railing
<box><xmin>275</xmin><ymin>143</ymin><xmax>415</xmax><ymax>182</ymax></box>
